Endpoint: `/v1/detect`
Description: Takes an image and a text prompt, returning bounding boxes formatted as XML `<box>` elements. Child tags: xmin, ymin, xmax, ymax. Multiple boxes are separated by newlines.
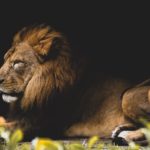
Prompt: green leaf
<box><xmin>128</xmin><ymin>141</ymin><xmax>140</xmax><ymax>150</ymax></box>
<box><xmin>10</xmin><ymin>129</ymin><xmax>23</xmax><ymax>143</ymax></box>
<box><xmin>32</xmin><ymin>138</ymin><xmax>64</xmax><ymax>150</ymax></box>
<box><xmin>0</xmin><ymin>127</ymin><xmax>5</xmax><ymax>134</ymax></box>
<box><xmin>87</xmin><ymin>136</ymin><xmax>99</xmax><ymax>148</ymax></box>
<box><xmin>19</xmin><ymin>143</ymin><xmax>31</xmax><ymax>150</ymax></box>
<box><xmin>139</xmin><ymin>118</ymin><xmax>150</xmax><ymax>129</ymax></box>
<box><xmin>66</xmin><ymin>143</ymin><xmax>85</xmax><ymax>150</ymax></box>
<box><xmin>141</xmin><ymin>128</ymin><xmax>150</xmax><ymax>143</ymax></box>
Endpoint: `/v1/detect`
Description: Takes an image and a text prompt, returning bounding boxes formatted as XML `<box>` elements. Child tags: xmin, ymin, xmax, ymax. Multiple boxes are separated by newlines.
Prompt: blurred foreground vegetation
<box><xmin>1</xmin><ymin>120</ymin><xmax>150</xmax><ymax>150</ymax></box>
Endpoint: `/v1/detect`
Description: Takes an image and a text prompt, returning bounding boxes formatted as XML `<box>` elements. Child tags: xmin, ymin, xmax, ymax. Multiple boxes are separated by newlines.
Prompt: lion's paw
<box><xmin>112</xmin><ymin>125</ymin><xmax>147</xmax><ymax>146</ymax></box>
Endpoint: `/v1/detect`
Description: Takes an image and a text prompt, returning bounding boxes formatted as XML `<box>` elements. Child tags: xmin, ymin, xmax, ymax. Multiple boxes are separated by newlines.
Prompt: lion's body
<box><xmin>0</xmin><ymin>25</ymin><xmax>150</xmax><ymax>142</ymax></box>
<box><xmin>7</xmin><ymin>74</ymin><xmax>130</xmax><ymax>140</ymax></box>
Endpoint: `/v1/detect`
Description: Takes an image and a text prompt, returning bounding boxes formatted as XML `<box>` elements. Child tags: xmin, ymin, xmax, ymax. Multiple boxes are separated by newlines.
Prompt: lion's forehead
<box><xmin>15</xmin><ymin>42</ymin><xmax>32</xmax><ymax>50</ymax></box>
<box><xmin>6</xmin><ymin>43</ymin><xmax>38</xmax><ymax>62</ymax></box>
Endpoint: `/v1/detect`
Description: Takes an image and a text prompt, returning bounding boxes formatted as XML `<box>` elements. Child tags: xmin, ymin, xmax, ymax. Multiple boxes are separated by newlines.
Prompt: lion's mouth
<box><xmin>0</xmin><ymin>89</ymin><xmax>21</xmax><ymax>103</ymax></box>
<box><xmin>2</xmin><ymin>93</ymin><xmax>18</xmax><ymax>103</ymax></box>
<box><xmin>0</xmin><ymin>87</ymin><xmax>23</xmax><ymax>103</ymax></box>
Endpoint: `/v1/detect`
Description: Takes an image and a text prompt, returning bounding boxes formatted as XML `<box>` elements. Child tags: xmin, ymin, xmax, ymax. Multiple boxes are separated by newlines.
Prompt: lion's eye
<box><xmin>13</xmin><ymin>61</ymin><xmax>25</xmax><ymax>71</ymax></box>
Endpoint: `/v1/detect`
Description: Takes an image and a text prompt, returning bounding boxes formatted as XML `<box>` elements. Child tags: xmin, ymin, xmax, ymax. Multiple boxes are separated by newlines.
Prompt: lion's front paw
<box><xmin>112</xmin><ymin>125</ymin><xmax>147</xmax><ymax>146</ymax></box>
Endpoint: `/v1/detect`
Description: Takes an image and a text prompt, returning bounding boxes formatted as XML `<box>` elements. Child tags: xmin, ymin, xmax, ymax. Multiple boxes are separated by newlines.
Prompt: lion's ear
<box><xmin>13</xmin><ymin>25</ymin><xmax>66</xmax><ymax>57</ymax></box>
<box><xmin>33</xmin><ymin>31</ymin><xmax>64</xmax><ymax>56</ymax></box>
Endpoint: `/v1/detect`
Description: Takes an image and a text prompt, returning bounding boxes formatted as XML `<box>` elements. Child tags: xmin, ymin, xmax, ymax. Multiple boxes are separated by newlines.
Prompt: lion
<box><xmin>0</xmin><ymin>24</ymin><xmax>150</xmax><ymax>144</ymax></box>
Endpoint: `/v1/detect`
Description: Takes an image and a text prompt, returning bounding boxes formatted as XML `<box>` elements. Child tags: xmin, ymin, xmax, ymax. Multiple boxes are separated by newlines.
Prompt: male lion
<box><xmin>0</xmin><ymin>25</ymin><xmax>150</xmax><ymax>144</ymax></box>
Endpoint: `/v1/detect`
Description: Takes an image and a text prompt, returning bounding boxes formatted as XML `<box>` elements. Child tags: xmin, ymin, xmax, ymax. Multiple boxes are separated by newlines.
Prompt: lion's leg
<box><xmin>112</xmin><ymin>86</ymin><xmax>150</xmax><ymax>145</ymax></box>
<box><xmin>112</xmin><ymin>124</ymin><xmax>147</xmax><ymax>145</ymax></box>
<box><xmin>122</xmin><ymin>86</ymin><xmax>150</xmax><ymax>122</ymax></box>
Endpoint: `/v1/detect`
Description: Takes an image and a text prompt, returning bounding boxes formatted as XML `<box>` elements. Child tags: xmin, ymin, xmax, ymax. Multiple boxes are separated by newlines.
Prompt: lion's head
<box><xmin>0</xmin><ymin>25</ymin><xmax>77</xmax><ymax>109</ymax></box>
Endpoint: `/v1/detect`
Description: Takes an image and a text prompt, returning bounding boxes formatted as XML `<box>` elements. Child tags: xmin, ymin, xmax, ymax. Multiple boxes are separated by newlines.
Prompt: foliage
<box><xmin>0</xmin><ymin>124</ymin><xmax>149</xmax><ymax>150</ymax></box>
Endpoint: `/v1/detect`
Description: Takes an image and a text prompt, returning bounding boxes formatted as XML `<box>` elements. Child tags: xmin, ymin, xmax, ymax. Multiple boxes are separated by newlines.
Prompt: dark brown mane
<box><xmin>13</xmin><ymin>25</ymin><xmax>64</xmax><ymax>55</ymax></box>
<box><xmin>11</xmin><ymin>25</ymin><xmax>77</xmax><ymax>109</ymax></box>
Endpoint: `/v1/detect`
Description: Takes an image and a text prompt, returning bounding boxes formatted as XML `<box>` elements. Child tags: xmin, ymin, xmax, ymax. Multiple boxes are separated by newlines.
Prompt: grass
<box><xmin>1</xmin><ymin>120</ymin><xmax>150</xmax><ymax>150</ymax></box>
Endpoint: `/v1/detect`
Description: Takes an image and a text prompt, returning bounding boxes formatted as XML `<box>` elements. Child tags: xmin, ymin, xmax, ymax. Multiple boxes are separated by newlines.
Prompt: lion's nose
<box><xmin>0</xmin><ymin>77</ymin><xmax>4</xmax><ymax>84</ymax></box>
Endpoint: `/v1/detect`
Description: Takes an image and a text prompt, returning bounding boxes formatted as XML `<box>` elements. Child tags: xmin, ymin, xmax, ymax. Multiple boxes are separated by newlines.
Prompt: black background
<box><xmin>0</xmin><ymin>2</ymin><xmax>150</xmax><ymax>84</ymax></box>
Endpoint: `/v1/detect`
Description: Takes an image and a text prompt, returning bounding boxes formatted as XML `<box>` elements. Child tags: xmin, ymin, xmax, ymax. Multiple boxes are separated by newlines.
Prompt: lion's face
<box><xmin>0</xmin><ymin>42</ymin><xmax>39</xmax><ymax>103</ymax></box>
<box><xmin>0</xmin><ymin>25</ymin><xmax>76</xmax><ymax>109</ymax></box>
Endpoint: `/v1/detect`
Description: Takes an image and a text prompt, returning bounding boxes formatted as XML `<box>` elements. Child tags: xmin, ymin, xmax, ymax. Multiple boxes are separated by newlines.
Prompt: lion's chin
<box><xmin>2</xmin><ymin>94</ymin><xmax>18</xmax><ymax>103</ymax></box>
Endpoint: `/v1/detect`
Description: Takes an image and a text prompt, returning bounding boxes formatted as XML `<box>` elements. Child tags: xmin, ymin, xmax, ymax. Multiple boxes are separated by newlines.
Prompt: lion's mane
<box><xmin>12</xmin><ymin>25</ymin><xmax>77</xmax><ymax>109</ymax></box>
